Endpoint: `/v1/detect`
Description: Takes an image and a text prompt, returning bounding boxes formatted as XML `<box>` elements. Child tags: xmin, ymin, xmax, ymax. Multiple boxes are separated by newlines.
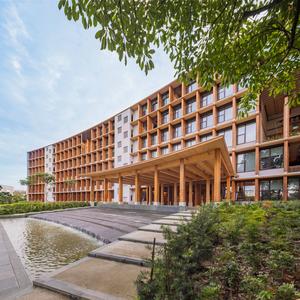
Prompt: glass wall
<box><xmin>260</xmin><ymin>146</ymin><xmax>283</xmax><ymax>170</ymax></box>
<box><xmin>260</xmin><ymin>179</ymin><xmax>283</xmax><ymax>200</ymax></box>
<box><xmin>288</xmin><ymin>177</ymin><xmax>300</xmax><ymax>200</ymax></box>
<box><xmin>236</xmin><ymin>151</ymin><xmax>255</xmax><ymax>172</ymax></box>
<box><xmin>236</xmin><ymin>181</ymin><xmax>255</xmax><ymax>201</ymax></box>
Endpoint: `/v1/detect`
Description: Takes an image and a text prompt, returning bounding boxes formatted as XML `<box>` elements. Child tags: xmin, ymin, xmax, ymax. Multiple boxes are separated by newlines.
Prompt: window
<box><xmin>237</xmin><ymin>99</ymin><xmax>256</xmax><ymax>116</ymax></box>
<box><xmin>236</xmin><ymin>151</ymin><xmax>255</xmax><ymax>173</ymax></box>
<box><xmin>218</xmin><ymin>85</ymin><xmax>233</xmax><ymax>100</ymax></box>
<box><xmin>141</xmin><ymin>104</ymin><xmax>147</xmax><ymax>116</ymax></box>
<box><xmin>260</xmin><ymin>179</ymin><xmax>283</xmax><ymax>200</ymax></box>
<box><xmin>236</xmin><ymin>181</ymin><xmax>255</xmax><ymax>201</ymax></box>
<box><xmin>187</xmin><ymin>80</ymin><xmax>197</xmax><ymax>93</ymax></box>
<box><xmin>218</xmin><ymin>128</ymin><xmax>232</xmax><ymax>147</ymax></box>
<box><xmin>141</xmin><ymin>153</ymin><xmax>147</xmax><ymax>161</ymax></box>
<box><xmin>218</xmin><ymin>105</ymin><xmax>232</xmax><ymax>123</ymax></box>
<box><xmin>237</xmin><ymin>122</ymin><xmax>256</xmax><ymax>144</ymax></box>
<box><xmin>151</xmin><ymin>133</ymin><xmax>158</xmax><ymax>146</ymax></box>
<box><xmin>200</xmin><ymin>91</ymin><xmax>213</xmax><ymax>107</ymax></box>
<box><xmin>123</xmin><ymin>146</ymin><xmax>128</xmax><ymax>153</ymax></box>
<box><xmin>117</xmin><ymin>141</ymin><xmax>122</xmax><ymax>148</ymax></box>
<box><xmin>173</xmin><ymin>105</ymin><xmax>182</xmax><ymax>119</ymax></box>
<box><xmin>118</xmin><ymin>115</ymin><xmax>122</xmax><ymax>122</ymax></box>
<box><xmin>161</xmin><ymin>147</ymin><xmax>169</xmax><ymax>155</ymax></box>
<box><xmin>117</xmin><ymin>126</ymin><xmax>122</xmax><ymax>134</ymax></box>
<box><xmin>200</xmin><ymin>112</ymin><xmax>213</xmax><ymax>129</ymax></box>
<box><xmin>173</xmin><ymin>143</ymin><xmax>181</xmax><ymax>151</ymax></box>
<box><xmin>161</xmin><ymin>129</ymin><xmax>169</xmax><ymax>142</ymax></box>
<box><xmin>260</xmin><ymin>146</ymin><xmax>283</xmax><ymax>170</ymax></box>
<box><xmin>151</xmin><ymin>99</ymin><xmax>158</xmax><ymax>111</ymax></box>
<box><xmin>161</xmin><ymin>93</ymin><xmax>169</xmax><ymax>106</ymax></box>
<box><xmin>173</xmin><ymin>124</ymin><xmax>182</xmax><ymax>138</ymax></box>
<box><xmin>186</xmin><ymin>98</ymin><xmax>196</xmax><ymax>114</ymax></box>
<box><xmin>288</xmin><ymin>177</ymin><xmax>300</xmax><ymax>200</ymax></box>
<box><xmin>186</xmin><ymin>118</ymin><xmax>196</xmax><ymax>134</ymax></box>
<box><xmin>141</xmin><ymin>137</ymin><xmax>147</xmax><ymax>148</ymax></box>
<box><xmin>200</xmin><ymin>133</ymin><xmax>212</xmax><ymax>142</ymax></box>
<box><xmin>151</xmin><ymin>150</ymin><xmax>157</xmax><ymax>158</ymax></box>
<box><xmin>124</xmin><ymin>116</ymin><xmax>128</xmax><ymax>123</ymax></box>
<box><xmin>123</xmin><ymin>131</ymin><xmax>128</xmax><ymax>138</ymax></box>
<box><xmin>161</xmin><ymin>110</ymin><xmax>169</xmax><ymax>124</ymax></box>
<box><xmin>117</xmin><ymin>155</ymin><xmax>122</xmax><ymax>162</ymax></box>
<box><xmin>186</xmin><ymin>138</ymin><xmax>196</xmax><ymax>147</ymax></box>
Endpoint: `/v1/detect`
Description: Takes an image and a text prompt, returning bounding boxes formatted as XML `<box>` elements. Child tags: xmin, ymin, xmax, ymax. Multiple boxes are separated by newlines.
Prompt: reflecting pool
<box><xmin>1</xmin><ymin>218</ymin><xmax>101</xmax><ymax>279</ymax></box>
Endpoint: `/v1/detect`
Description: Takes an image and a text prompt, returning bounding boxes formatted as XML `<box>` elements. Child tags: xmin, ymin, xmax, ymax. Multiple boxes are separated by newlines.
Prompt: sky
<box><xmin>0</xmin><ymin>0</ymin><xmax>175</xmax><ymax>190</ymax></box>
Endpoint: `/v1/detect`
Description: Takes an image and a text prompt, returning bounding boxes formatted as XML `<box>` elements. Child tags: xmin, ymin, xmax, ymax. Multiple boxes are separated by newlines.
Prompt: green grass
<box><xmin>0</xmin><ymin>201</ymin><xmax>89</xmax><ymax>215</ymax></box>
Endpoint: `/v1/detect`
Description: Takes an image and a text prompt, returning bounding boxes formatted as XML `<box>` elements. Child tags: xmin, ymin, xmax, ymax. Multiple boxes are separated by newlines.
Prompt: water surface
<box><xmin>1</xmin><ymin>218</ymin><xmax>101</xmax><ymax>279</ymax></box>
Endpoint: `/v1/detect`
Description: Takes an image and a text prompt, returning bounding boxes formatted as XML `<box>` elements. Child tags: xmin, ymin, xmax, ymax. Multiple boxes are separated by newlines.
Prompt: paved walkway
<box><xmin>0</xmin><ymin>223</ymin><xmax>31</xmax><ymax>299</ymax></box>
<box><xmin>23</xmin><ymin>211</ymin><xmax>194</xmax><ymax>299</ymax></box>
<box><xmin>32</xmin><ymin>206</ymin><xmax>169</xmax><ymax>243</ymax></box>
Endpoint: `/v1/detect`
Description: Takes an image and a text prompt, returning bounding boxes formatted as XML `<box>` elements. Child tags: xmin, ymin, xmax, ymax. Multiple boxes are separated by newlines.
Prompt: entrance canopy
<box><xmin>84</xmin><ymin>137</ymin><xmax>234</xmax><ymax>204</ymax></box>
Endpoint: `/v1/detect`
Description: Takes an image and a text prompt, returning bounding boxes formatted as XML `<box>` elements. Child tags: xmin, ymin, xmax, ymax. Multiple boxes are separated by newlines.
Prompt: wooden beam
<box><xmin>179</xmin><ymin>159</ymin><xmax>186</xmax><ymax>206</ymax></box>
<box><xmin>213</xmin><ymin>149</ymin><xmax>222</xmax><ymax>202</ymax></box>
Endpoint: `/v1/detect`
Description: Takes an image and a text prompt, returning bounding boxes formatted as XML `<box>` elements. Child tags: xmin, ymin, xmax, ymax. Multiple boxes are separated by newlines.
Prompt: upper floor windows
<box><xmin>123</xmin><ymin>146</ymin><xmax>128</xmax><ymax>153</ymax></box>
<box><xmin>200</xmin><ymin>91</ymin><xmax>213</xmax><ymax>107</ymax></box>
<box><xmin>186</xmin><ymin>80</ymin><xmax>197</xmax><ymax>93</ymax></box>
<box><xmin>186</xmin><ymin>138</ymin><xmax>196</xmax><ymax>147</ymax></box>
<box><xmin>161</xmin><ymin>110</ymin><xmax>169</xmax><ymax>124</ymax></box>
<box><xmin>186</xmin><ymin>118</ymin><xmax>196</xmax><ymax>134</ymax></box>
<box><xmin>237</xmin><ymin>122</ymin><xmax>256</xmax><ymax>144</ymax></box>
<box><xmin>218</xmin><ymin>105</ymin><xmax>232</xmax><ymax>123</ymax></box>
<box><xmin>117</xmin><ymin>114</ymin><xmax>122</xmax><ymax>122</ymax></box>
<box><xmin>200</xmin><ymin>133</ymin><xmax>212</xmax><ymax>142</ymax></box>
<box><xmin>186</xmin><ymin>98</ymin><xmax>196</xmax><ymax>114</ymax></box>
<box><xmin>161</xmin><ymin>146</ymin><xmax>169</xmax><ymax>155</ymax></box>
<box><xmin>161</xmin><ymin>93</ymin><xmax>170</xmax><ymax>106</ymax></box>
<box><xmin>151</xmin><ymin>99</ymin><xmax>158</xmax><ymax>112</ymax></box>
<box><xmin>173</xmin><ymin>143</ymin><xmax>182</xmax><ymax>151</ymax></box>
<box><xmin>151</xmin><ymin>150</ymin><xmax>158</xmax><ymax>158</ymax></box>
<box><xmin>237</xmin><ymin>151</ymin><xmax>255</xmax><ymax>173</ymax></box>
<box><xmin>217</xmin><ymin>128</ymin><xmax>232</xmax><ymax>147</ymax></box>
<box><xmin>173</xmin><ymin>124</ymin><xmax>182</xmax><ymax>138</ymax></box>
<box><xmin>141</xmin><ymin>137</ymin><xmax>147</xmax><ymax>149</ymax></box>
<box><xmin>151</xmin><ymin>133</ymin><xmax>158</xmax><ymax>146</ymax></box>
<box><xmin>218</xmin><ymin>85</ymin><xmax>233</xmax><ymax>100</ymax></box>
<box><xmin>123</xmin><ymin>131</ymin><xmax>128</xmax><ymax>138</ymax></box>
<box><xmin>117</xmin><ymin>141</ymin><xmax>122</xmax><ymax>148</ymax></box>
<box><xmin>200</xmin><ymin>112</ymin><xmax>213</xmax><ymax>129</ymax></box>
<box><xmin>173</xmin><ymin>105</ymin><xmax>182</xmax><ymax>119</ymax></box>
<box><xmin>141</xmin><ymin>152</ymin><xmax>147</xmax><ymax>161</ymax></box>
<box><xmin>124</xmin><ymin>116</ymin><xmax>128</xmax><ymax>124</ymax></box>
<box><xmin>117</xmin><ymin>126</ymin><xmax>122</xmax><ymax>134</ymax></box>
<box><xmin>161</xmin><ymin>129</ymin><xmax>169</xmax><ymax>143</ymax></box>
<box><xmin>141</xmin><ymin>104</ymin><xmax>147</xmax><ymax>116</ymax></box>
<box><xmin>260</xmin><ymin>146</ymin><xmax>283</xmax><ymax>170</ymax></box>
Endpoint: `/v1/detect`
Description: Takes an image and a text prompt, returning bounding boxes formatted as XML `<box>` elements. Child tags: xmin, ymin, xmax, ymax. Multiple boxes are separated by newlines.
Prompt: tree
<box><xmin>58</xmin><ymin>0</ymin><xmax>300</xmax><ymax>113</ymax></box>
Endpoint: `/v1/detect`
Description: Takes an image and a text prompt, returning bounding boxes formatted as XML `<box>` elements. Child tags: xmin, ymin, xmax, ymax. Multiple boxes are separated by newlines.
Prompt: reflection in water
<box><xmin>1</xmin><ymin>218</ymin><xmax>101</xmax><ymax>279</ymax></box>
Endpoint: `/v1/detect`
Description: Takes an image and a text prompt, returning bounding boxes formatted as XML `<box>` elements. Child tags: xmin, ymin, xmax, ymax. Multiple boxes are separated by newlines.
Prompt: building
<box><xmin>27</xmin><ymin>79</ymin><xmax>300</xmax><ymax>204</ymax></box>
<box><xmin>0</xmin><ymin>185</ymin><xmax>14</xmax><ymax>194</ymax></box>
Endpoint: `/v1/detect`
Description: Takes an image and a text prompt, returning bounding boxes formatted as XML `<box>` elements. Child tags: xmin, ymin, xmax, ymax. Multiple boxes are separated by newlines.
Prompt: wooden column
<box><xmin>255</xmin><ymin>178</ymin><xmax>260</xmax><ymax>201</ymax></box>
<box><xmin>154</xmin><ymin>167</ymin><xmax>159</xmax><ymax>205</ymax></box>
<box><xmin>213</xmin><ymin>149</ymin><xmax>222</xmax><ymax>202</ymax></box>
<box><xmin>283</xmin><ymin>97</ymin><xmax>290</xmax><ymax>173</ymax></box>
<box><xmin>194</xmin><ymin>182</ymin><xmax>200</xmax><ymax>206</ymax></box>
<box><xmin>283</xmin><ymin>176</ymin><xmax>288</xmax><ymax>201</ymax></box>
<box><xmin>226</xmin><ymin>176</ymin><xmax>231</xmax><ymax>201</ymax></box>
<box><xmin>188</xmin><ymin>181</ymin><xmax>193</xmax><ymax>207</ymax></box>
<box><xmin>134</xmin><ymin>172</ymin><xmax>140</xmax><ymax>204</ymax></box>
<box><xmin>148</xmin><ymin>186</ymin><xmax>152</xmax><ymax>204</ymax></box>
<box><xmin>232</xmin><ymin>180</ymin><xmax>236</xmax><ymax>202</ymax></box>
<box><xmin>104</xmin><ymin>179</ymin><xmax>108</xmax><ymax>202</ymax></box>
<box><xmin>179</xmin><ymin>159</ymin><xmax>186</xmax><ymax>206</ymax></box>
<box><xmin>160</xmin><ymin>184</ymin><xmax>164</xmax><ymax>205</ymax></box>
<box><xmin>206</xmin><ymin>179</ymin><xmax>211</xmax><ymax>203</ymax></box>
<box><xmin>118</xmin><ymin>175</ymin><xmax>123</xmax><ymax>203</ymax></box>
<box><xmin>90</xmin><ymin>179</ymin><xmax>95</xmax><ymax>203</ymax></box>
<box><xmin>167</xmin><ymin>185</ymin><xmax>171</xmax><ymax>205</ymax></box>
<box><xmin>173</xmin><ymin>183</ymin><xmax>178</xmax><ymax>205</ymax></box>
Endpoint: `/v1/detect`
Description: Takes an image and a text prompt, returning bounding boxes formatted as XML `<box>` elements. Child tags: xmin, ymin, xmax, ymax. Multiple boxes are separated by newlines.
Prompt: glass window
<box><xmin>186</xmin><ymin>138</ymin><xmax>196</xmax><ymax>147</ymax></box>
<box><xmin>161</xmin><ymin>129</ymin><xmax>169</xmax><ymax>142</ymax></box>
<box><xmin>173</xmin><ymin>124</ymin><xmax>182</xmax><ymax>138</ymax></box>
<box><xmin>151</xmin><ymin>133</ymin><xmax>158</xmax><ymax>146</ymax></box>
<box><xmin>200</xmin><ymin>133</ymin><xmax>212</xmax><ymax>142</ymax></box>
<box><xmin>117</xmin><ymin>141</ymin><xmax>122</xmax><ymax>148</ymax></box>
<box><xmin>123</xmin><ymin>131</ymin><xmax>128</xmax><ymax>138</ymax></box>
<box><xmin>173</xmin><ymin>105</ymin><xmax>182</xmax><ymax>119</ymax></box>
<box><xmin>218</xmin><ymin>128</ymin><xmax>232</xmax><ymax>147</ymax></box>
<box><xmin>123</xmin><ymin>146</ymin><xmax>128</xmax><ymax>153</ymax></box>
<box><xmin>218</xmin><ymin>85</ymin><xmax>233</xmax><ymax>100</ymax></box>
<box><xmin>260</xmin><ymin>146</ymin><xmax>283</xmax><ymax>170</ymax></box>
<box><xmin>161</xmin><ymin>147</ymin><xmax>169</xmax><ymax>155</ymax></box>
<box><xmin>186</xmin><ymin>98</ymin><xmax>196</xmax><ymax>114</ymax></box>
<box><xmin>236</xmin><ymin>181</ymin><xmax>255</xmax><ymax>201</ymax></box>
<box><xmin>237</xmin><ymin>122</ymin><xmax>256</xmax><ymax>144</ymax></box>
<box><xmin>161</xmin><ymin>93</ymin><xmax>169</xmax><ymax>106</ymax></box>
<box><xmin>141</xmin><ymin>104</ymin><xmax>147</xmax><ymax>116</ymax></box>
<box><xmin>218</xmin><ymin>105</ymin><xmax>232</xmax><ymax>123</ymax></box>
<box><xmin>124</xmin><ymin>116</ymin><xmax>128</xmax><ymax>123</ymax></box>
<box><xmin>117</xmin><ymin>155</ymin><xmax>122</xmax><ymax>162</ymax></box>
<box><xmin>151</xmin><ymin>99</ymin><xmax>158</xmax><ymax>111</ymax></box>
<box><xmin>117</xmin><ymin>126</ymin><xmax>122</xmax><ymax>134</ymax></box>
<box><xmin>200</xmin><ymin>91</ymin><xmax>213</xmax><ymax>107</ymax></box>
<box><xmin>236</xmin><ymin>151</ymin><xmax>255</xmax><ymax>173</ymax></box>
<box><xmin>172</xmin><ymin>143</ymin><xmax>181</xmax><ymax>151</ymax></box>
<box><xmin>260</xmin><ymin>179</ymin><xmax>283</xmax><ymax>200</ymax></box>
<box><xmin>186</xmin><ymin>118</ymin><xmax>196</xmax><ymax>134</ymax></box>
<box><xmin>161</xmin><ymin>110</ymin><xmax>169</xmax><ymax>124</ymax></box>
<box><xmin>118</xmin><ymin>115</ymin><xmax>122</xmax><ymax>122</ymax></box>
<box><xmin>151</xmin><ymin>150</ymin><xmax>157</xmax><ymax>158</ymax></box>
<box><xmin>187</xmin><ymin>80</ymin><xmax>197</xmax><ymax>93</ymax></box>
<box><xmin>141</xmin><ymin>153</ymin><xmax>147</xmax><ymax>161</ymax></box>
<box><xmin>288</xmin><ymin>177</ymin><xmax>300</xmax><ymax>200</ymax></box>
<box><xmin>141</xmin><ymin>137</ymin><xmax>147</xmax><ymax>148</ymax></box>
<box><xmin>200</xmin><ymin>112</ymin><xmax>213</xmax><ymax>129</ymax></box>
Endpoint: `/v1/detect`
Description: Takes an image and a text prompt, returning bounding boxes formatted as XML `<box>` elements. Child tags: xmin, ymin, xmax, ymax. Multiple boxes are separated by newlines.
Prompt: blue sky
<box><xmin>0</xmin><ymin>0</ymin><xmax>175</xmax><ymax>189</ymax></box>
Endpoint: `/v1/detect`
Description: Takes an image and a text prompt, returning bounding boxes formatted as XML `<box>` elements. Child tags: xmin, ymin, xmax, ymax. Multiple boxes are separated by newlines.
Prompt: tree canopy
<box><xmin>58</xmin><ymin>0</ymin><xmax>300</xmax><ymax>112</ymax></box>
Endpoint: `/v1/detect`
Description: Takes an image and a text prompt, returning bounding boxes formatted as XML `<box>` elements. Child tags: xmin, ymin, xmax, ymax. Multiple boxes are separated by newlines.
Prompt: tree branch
<box><xmin>242</xmin><ymin>0</ymin><xmax>284</xmax><ymax>19</ymax></box>
<box><xmin>288</xmin><ymin>0</ymin><xmax>300</xmax><ymax>50</ymax></box>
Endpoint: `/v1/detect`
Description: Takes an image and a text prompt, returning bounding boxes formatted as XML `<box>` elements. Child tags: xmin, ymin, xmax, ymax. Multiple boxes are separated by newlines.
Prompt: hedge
<box><xmin>0</xmin><ymin>201</ymin><xmax>89</xmax><ymax>215</ymax></box>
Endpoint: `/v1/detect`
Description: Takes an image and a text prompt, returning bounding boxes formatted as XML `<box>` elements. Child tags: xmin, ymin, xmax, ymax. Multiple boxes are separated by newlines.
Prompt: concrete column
<box><xmin>188</xmin><ymin>181</ymin><xmax>193</xmax><ymax>207</ymax></box>
<box><xmin>206</xmin><ymin>179</ymin><xmax>210</xmax><ymax>203</ymax></box>
<box><xmin>134</xmin><ymin>172</ymin><xmax>140</xmax><ymax>204</ymax></box>
<box><xmin>226</xmin><ymin>176</ymin><xmax>231</xmax><ymax>201</ymax></box>
<box><xmin>118</xmin><ymin>175</ymin><xmax>123</xmax><ymax>203</ymax></box>
<box><xmin>154</xmin><ymin>167</ymin><xmax>159</xmax><ymax>205</ymax></box>
<box><xmin>213</xmin><ymin>149</ymin><xmax>221</xmax><ymax>202</ymax></box>
<box><xmin>179</xmin><ymin>159</ymin><xmax>186</xmax><ymax>206</ymax></box>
